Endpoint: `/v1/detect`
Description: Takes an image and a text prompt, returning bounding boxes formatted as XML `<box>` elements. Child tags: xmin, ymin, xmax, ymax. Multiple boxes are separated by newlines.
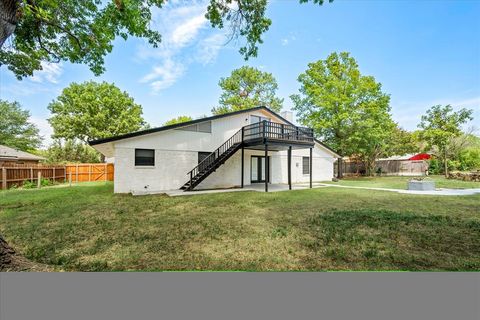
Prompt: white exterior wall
<box><xmin>102</xmin><ymin>109</ymin><xmax>337</xmax><ymax>194</ymax></box>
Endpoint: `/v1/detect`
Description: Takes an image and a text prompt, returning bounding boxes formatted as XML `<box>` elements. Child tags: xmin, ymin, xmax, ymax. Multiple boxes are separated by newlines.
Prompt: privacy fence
<box><xmin>1</xmin><ymin>163</ymin><xmax>114</xmax><ymax>190</ymax></box>
<box><xmin>335</xmin><ymin>160</ymin><xmax>428</xmax><ymax>177</ymax></box>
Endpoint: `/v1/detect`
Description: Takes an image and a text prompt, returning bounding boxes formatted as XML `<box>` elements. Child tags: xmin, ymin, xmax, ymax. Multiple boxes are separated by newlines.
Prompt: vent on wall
<box><xmin>177</xmin><ymin>121</ymin><xmax>212</xmax><ymax>133</ymax></box>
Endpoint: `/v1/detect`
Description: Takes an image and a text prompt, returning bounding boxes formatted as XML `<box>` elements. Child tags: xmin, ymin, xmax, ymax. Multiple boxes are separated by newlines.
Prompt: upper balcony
<box><xmin>242</xmin><ymin>121</ymin><xmax>314</xmax><ymax>150</ymax></box>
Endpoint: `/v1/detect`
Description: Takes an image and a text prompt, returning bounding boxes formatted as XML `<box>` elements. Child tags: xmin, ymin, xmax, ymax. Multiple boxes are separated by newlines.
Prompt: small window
<box><xmin>303</xmin><ymin>157</ymin><xmax>310</xmax><ymax>175</ymax></box>
<box><xmin>135</xmin><ymin>149</ymin><xmax>155</xmax><ymax>166</ymax></box>
<box><xmin>177</xmin><ymin>121</ymin><xmax>212</xmax><ymax>133</ymax></box>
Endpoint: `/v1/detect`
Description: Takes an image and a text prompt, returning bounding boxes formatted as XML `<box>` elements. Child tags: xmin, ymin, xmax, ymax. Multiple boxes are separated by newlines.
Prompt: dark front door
<box><xmin>251</xmin><ymin>156</ymin><xmax>270</xmax><ymax>183</ymax></box>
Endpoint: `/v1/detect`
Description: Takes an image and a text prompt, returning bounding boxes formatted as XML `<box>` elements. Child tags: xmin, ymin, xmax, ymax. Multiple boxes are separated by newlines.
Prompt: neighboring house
<box><xmin>89</xmin><ymin>107</ymin><xmax>340</xmax><ymax>194</ymax></box>
<box><xmin>0</xmin><ymin>144</ymin><xmax>45</xmax><ymax>166</ymax></box>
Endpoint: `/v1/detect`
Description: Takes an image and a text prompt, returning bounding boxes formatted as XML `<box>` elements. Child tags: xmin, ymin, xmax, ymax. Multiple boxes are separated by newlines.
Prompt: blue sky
<box><xmin>1</xmin><ymin>0</ymin><xmax>479</xmax><ymax>147</ymax></box>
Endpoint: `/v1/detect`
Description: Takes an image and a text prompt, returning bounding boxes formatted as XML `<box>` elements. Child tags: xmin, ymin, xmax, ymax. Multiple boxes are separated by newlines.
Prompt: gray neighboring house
<box><xmin>0</xmin><ymin>145</ymin><xmax>45</xmax><ymax>166</ymax></box>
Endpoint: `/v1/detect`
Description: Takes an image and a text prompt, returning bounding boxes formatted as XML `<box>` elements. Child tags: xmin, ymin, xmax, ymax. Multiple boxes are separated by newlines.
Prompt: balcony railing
<box><xmin>243</xmin><ymin>121</ymin><xmax>314</xmax><ymax>143</ymax></box>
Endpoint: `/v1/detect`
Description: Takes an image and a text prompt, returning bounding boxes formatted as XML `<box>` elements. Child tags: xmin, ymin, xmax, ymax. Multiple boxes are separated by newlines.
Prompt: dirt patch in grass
<box><xmin>0</xmin><ymin>234</ymin><xmax>53</xmax><ymax>272</ymax></box>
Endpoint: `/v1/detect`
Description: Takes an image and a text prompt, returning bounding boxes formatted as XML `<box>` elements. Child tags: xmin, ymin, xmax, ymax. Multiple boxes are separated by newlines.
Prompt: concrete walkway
<box><xmin>135</xmin><ymin>182</ymin><xmax>480</xmax><ymax>197</ymax></box>
<box><xmin>316</xmin><ymin>183</ymin><xmax>480</xmax><ymax>196</ymax></box>
<box><xmin>162</xmin><ymin>183</ymin><xmax>328</xmax><ymax>197</ymax></box>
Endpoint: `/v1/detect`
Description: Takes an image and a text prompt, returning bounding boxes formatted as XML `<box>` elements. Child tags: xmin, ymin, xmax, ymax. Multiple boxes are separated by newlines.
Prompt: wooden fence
<box><xmin>0</xmin><ymin>163</ymin><xmax>114</xmax><ymax>190</ymax></box>
<box><xmin>65</xmin><ymin>163</ymin><xmax>114</xmax><ymax>183</ymax></box>
<box><xmin>334</xmin><ymin>159</ymin><xmax>428</xmax><ymax>177</ymax></box>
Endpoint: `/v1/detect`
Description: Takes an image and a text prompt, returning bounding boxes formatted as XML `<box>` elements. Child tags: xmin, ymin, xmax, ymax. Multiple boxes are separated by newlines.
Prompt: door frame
<box><xmin>250</xmin><ymin>155</ymin><xmax>270</xmax><ymax>183</ymax></box>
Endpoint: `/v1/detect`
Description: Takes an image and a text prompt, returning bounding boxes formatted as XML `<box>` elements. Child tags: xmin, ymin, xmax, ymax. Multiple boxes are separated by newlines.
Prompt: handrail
<box><xmin>187</xmin><ymin>127</ymin><xmax>243</xmax><ymax>182</ymax></box>
<box><xmin>186</xmin><ymin>121</ymin><xmax>314</xmax><ymax>186</ymax></box>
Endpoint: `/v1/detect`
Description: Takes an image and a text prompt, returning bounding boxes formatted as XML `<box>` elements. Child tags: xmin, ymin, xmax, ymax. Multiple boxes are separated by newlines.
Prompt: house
<box><xmin>0</xmin><ymin>144</ymin><xmax>45</xmax><ymax>166</ymax></box>
<box><xmin>89</xmin><ymin>107</ymin><xmax>340</xmax><ymax>194</ymax></box>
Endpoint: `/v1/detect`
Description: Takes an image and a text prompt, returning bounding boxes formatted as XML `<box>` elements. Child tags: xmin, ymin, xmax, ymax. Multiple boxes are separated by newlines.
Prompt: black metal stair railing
<box><xmin>181</xmin><ymin>121</ymin><xmax>314</xmax><ymax>191</ymax></box>
<box><xmin>182</xmin><ymin>128</ymin><xmax>243</xmax><ymax>190</ymax></box>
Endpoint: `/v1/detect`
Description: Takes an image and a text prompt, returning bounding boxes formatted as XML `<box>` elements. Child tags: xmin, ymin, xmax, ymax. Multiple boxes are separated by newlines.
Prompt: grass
<box><xmin>0</xmin><ymin>182</ymin><xmax>479</xmax><ymax>271</ymax></box>
<box><xmin>321</xmin><ymin>175</ymin><xmax>480</xmax><ymax>190</ymax></box>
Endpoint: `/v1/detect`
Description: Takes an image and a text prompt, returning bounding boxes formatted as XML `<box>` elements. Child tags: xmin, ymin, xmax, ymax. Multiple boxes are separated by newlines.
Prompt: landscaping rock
<box><xmin>448</xmin><ymin>171</ymin><xmax>480</xmax><ymax>182</ymax></box>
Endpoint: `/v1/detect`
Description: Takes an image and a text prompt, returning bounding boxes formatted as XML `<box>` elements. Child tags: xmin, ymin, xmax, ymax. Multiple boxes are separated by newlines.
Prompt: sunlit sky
<box><xmin>1</xmin><ymin>0</ymin><xmax>479</xmax><ymax>147</ymax></box>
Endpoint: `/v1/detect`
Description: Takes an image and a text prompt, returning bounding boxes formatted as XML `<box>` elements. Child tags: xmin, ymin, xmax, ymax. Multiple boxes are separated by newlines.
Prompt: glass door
<box><xmin>251</xmin><ymin>156</ymin><xmax>269</xmax><ymax>183</ymax></box>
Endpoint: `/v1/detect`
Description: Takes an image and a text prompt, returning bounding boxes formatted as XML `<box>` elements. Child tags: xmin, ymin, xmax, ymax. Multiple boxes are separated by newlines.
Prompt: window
<box><xmin>135</xmin><ymin>149</ymin><xmax>155</xmax><ymax>166</ymax></box>
<box><xmin>177</xmin><ymin>121</ymin><xmax>212</xmax><ymax>133</ymax></box>
<box><xmin>302</xmin><ymin>157</ymin><xmax>310</xmax><ymax>175</ymax></box>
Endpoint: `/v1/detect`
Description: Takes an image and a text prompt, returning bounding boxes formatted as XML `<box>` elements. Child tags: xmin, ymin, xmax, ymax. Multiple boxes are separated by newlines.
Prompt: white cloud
<box><xmin>30</xmin><ymin>62</ymin><xmax>63</xmax><ymax>84</ymax></box>
<box><xmin>280</xmin><ymin>34</ymin><xmax>296</xmax><ymax>46</ymax></box>
<box><xmin>137</xmin><ymin>1</ymin><xmax>227</xmax><ymax>93</ymax></box>
<box><xmin>281</xmin><ymin>38</ymin><xmax>289</xmax><ymax>46</ymax></box>
<box><xmin>140</xmin><ymin>59</ymin><xmax>186</xmax><ymax>91</ymax></box>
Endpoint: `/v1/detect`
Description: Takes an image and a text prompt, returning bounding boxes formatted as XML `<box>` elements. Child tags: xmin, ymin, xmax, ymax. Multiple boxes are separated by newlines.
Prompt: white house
<box><xmin>89</xmin><ymin>107</ymin><xmax>340</xmax><ymax>194</ymax></box>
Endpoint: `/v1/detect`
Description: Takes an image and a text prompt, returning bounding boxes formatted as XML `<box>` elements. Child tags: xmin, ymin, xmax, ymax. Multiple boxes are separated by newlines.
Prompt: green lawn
<box><xmin>321</xmin><ymin>175</ymin><xmax>480</xmax><ymax>190</ymax></box>
<box><xmin>1</xmin><ymin>182</ymin><xmax>479</xmax><ymax>271</ymax></box>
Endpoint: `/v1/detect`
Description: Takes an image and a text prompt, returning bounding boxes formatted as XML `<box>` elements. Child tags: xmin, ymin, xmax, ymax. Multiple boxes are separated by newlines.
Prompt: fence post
<box><xmin>2</xmin><ymin>168</ymin><xmax>6</xmax><ymax>190</ymax></box>
<box><xmin>30</xmin><ymin>167</ymin><xmax>33</xmax><ymax>182</ymax></box>
<box><xmin>53</xmin><ymin>167</ymin><xmax>56</xmax><ymax>183</ymax></box>
<box><xmin>69</xmin><ymin>171</ymin><xmax>72</xmax><ymax>186</ymax></box>
<box><xmin>37</xmin><ymin>171</ymin><xmax>42</xmax><ymax>188</ymax></box>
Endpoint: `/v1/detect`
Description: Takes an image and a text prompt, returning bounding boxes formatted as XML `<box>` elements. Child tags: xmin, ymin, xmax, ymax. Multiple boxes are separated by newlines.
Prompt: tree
<box><xmin>0</xmin><ymin>99</ymin><xmax>41</xmax><ymax>150</ymax></box>
<box><xmin>418</xmin><ymin>105</ymin><xmax>473</xmax><ymax>177</ymax></box>
<box><xmin>1</xmin><ymin>0</ymin><xmax>332</xmax><ymax>79</ymax></box>
<box><xmin>384</xmin><ymin>126</ymin><xmax>420</xmax><ymax>157</ymax></box>
<box><xmin>290</xmin><ymin>52</ymin><xmax>394</xmax><ymax>174</ymax></box>
<box><xmin>41</xmin><ymin>139</ymin><xmax>101</xmax><ymax>163</ymax></box>
<box><xmin>164</xmin><ymin>116</ymin><xmax>193</xmax><ymax>126</ymax></box>
<box><xmin>212</xmin><ymin>66</ymin><xmax>283</xmax><ymax>115</ymax></box>
<box><xmin>48</xmin><ymin>81</ymin><xmax>148</xmax><ymax>144</ymax></box>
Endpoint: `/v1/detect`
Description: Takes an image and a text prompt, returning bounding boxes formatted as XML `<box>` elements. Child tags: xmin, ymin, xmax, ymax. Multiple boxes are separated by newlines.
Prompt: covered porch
<box><xmin>240</xmin><ymin>121</ymin><xmax>315</xmax><ymax>192</ymax></box>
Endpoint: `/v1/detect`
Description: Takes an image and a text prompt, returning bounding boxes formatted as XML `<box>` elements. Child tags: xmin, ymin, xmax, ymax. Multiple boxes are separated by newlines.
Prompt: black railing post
<box><xmin>309</xmin><ymin>147</ymin><xmax>313</xmax><ymax>189</ymax></box>
<box><xmin>241</xmin><ymin>146</ymin><xmax>244</xmax><ymax>188</ymax></box>
<box><xmin>190</xmin><ymin>171</ymin><xmax>193</xmax><ymax>189</ymax></box>
<box><xmin>265</xmin><ymin>143</ymin><xmax>268</xmax><ymax>193</ymax></box>
<box><xmin>262</xmin><ymin>120</ymin><xmax>266</xmax><ymax>142</ymax></box>
<box><xmin>288</xmin><ymin>146</ymin><xmax>292</xmax><ymax>190</ymax></box>
<box><xmin>241</xmin><ymin>127</ymin><xmax>244</xmax><ymax>142</ymax></box>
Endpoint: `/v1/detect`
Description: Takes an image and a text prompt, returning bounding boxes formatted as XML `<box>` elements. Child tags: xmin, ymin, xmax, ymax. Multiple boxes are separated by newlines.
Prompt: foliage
<box><xmin>384</xmin><ymin>126</ymin><xmax>420</xmax><ymax>157</ymax></box>
<box><xmin>212</xmin><ymin>66</ymin><xmax>283</xmax><ymax>115</ymax></box>
<box><xmin>43</xmin><ymin>139</ymin><xmax>101</xmax><ymax>164</ymax></box>
<box><xmin>0</xmin><ymin>182</ymin><xmax>479</xmax><ymax>271</ymax></box>
<box><xmin>0</xmin><ymin>99</ymin><xmax>42</xmax><ymax>150</ymax></box>
<box><xmin>291</xmin><ymin>52</ymin><xmax>394</xmax><ymax>174</ymax></box>
<box><xmin>458</xmin><ymin>148</ymin><xmax>480</xmax><ymax>171</ymax></box>
<box><xmin>40</xmin><ymin>178</ymin><xmax>53</xmax><ymax>187</ymax></box>
<box><xmin>22</xmin><ymin>180</ymin><xmax>36</xmax><ymax>189</ymax></box>
<box><xmin>48</xmin><ymin>81</ymin><xmax>148</xmax><ymax>143</ymax></box>
<box><xmin>1</xmin><ymin>0</ymin><xmax>332</xmax><ymax>79</ymax></box>
<box><xmin>164</xmin><ymin>116</ymin><xmax>193</xmax><ymax>126</ymax></box>
<box><xmin>418</xmin><ymin>105</ymin><xmax>474</xmax><ymax>176</ymax></box>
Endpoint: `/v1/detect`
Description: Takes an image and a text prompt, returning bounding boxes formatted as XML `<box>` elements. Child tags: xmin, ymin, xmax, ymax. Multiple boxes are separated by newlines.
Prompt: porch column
<box><xmin>309</xmin><ymin>147</ymin><xmax>313</xmax><ymax>188</ymax></box>
<box><xmin>241</xmin><ymin>146</ymin><xmax>244</xmax><ymax>188</ymax></box>
<box><xmin>288</xmin><ymin>146</ymin><xmax>292</xmax><ymax>190</ymax></box>
<box><xmin>265</xmin><ymin>144</ymin><xmax>268</xmax><ymax>192</ymax></box>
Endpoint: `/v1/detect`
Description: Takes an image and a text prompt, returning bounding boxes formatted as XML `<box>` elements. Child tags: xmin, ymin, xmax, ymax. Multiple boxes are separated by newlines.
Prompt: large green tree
<box><xmin>164</xmin><ymin>116</ymin><xmax>193</xmax><ymax>126</ymax></box>
<box><xmin>212</xmin><ymin>66</ymin><xmax>283</xmax><ymax>115</ymax></box>
<box><xmin>48</xmin><ymin>81</ymin><xmax>148</xmax><ymax>143</ymax></box>
<box><xmin>42</xmin><ymin>139</ymin><xmax>101</xmax><ymax>163</ymax></box>
<box><xmin>291</xmin><ymin>52</ymin><xmax>394</xmax><ymax>174</ymax></box>
<box><xmin>0</xmin><ymin>99</ymin><xmax>41</xmax><ymax>150</ymax></box>
<box><xmin>418</xmin><ymin>105</ymin><xmax>473</xmax><ymax>176</ymax></box>
<box><xmin>0</xmin><ymin>0</ymin><xmax>332</xmax><ymax>79</ymax></box>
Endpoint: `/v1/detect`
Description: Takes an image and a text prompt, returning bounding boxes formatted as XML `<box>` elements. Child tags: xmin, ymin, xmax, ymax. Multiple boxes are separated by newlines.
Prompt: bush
<box><xmin>458</xmin><ymin>148</ymin><xmax>480</xmax><ymax>171</ymax></box>
<box><xmin>40</xmin><ymin>178</ymin><xmax>53</xmax><ymax>187</ymax></box>
<box><xmin>428</xmin><ymin>158</ymin><xmax>442</xmax><ymax>175</ymax></box>
<box><xmin>22</xmin><ymin>180</ymin><xmax>36</xmax><ymax>189</ymax></box>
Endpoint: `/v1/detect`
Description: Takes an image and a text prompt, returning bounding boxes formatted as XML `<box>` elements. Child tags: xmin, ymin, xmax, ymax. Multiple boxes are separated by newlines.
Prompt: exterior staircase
<box><xmin>180</xmin><ymin>128</ymin><xmax>243</xmax><ymax>191</ymax></box>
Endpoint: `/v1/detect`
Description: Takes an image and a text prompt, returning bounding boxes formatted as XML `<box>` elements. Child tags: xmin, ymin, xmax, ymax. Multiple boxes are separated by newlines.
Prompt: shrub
<box><xmin>22</xmin><ymin>180</ymin><xmax>36</xmax><ymax>189</ymax></box>
<box><xmin>40</xmin><ymin>178</ymin><xmax>53</xmax><ymax>187</ymax></box>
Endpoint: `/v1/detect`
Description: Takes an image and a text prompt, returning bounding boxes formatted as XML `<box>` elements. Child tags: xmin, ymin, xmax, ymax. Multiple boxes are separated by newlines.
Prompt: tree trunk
<box><xmin>444</xmin><ymin>149</ymin><xmax>448</xmax><ymax>178</ymax></box>
<box><xmin>0</xmin><ymin>0</ymin><xmax>19</xmax><ymax>49</ymax></box>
